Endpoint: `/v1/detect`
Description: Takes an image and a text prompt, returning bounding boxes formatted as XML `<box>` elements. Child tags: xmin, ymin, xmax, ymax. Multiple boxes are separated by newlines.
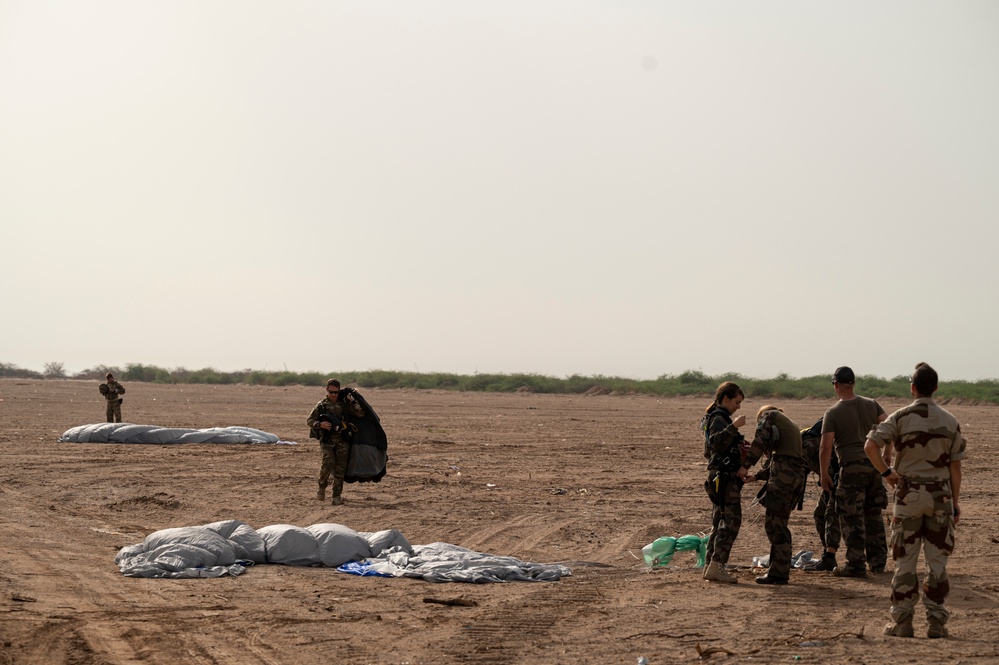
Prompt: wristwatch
<box><xmin>881</xmin><ymin>467</ymin><xmax>893</xmax><ymax>478</ymax></box>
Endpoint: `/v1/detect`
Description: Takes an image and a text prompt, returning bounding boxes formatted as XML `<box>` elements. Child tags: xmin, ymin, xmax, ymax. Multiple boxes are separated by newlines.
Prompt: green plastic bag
<box><xmin>641</xmin><ymin>534</ymin><xmax>709</xmax><ymax>568</ymax></box>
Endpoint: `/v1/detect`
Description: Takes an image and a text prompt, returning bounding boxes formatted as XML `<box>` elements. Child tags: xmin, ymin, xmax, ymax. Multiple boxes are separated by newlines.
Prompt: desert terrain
<box><xmin>1</xmin><ymin>378</ymin><xmax>997</xmax><ymax>664</ymax></box>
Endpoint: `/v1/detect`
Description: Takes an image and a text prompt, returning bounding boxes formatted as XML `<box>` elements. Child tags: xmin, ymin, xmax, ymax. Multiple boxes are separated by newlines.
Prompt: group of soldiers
<box><xmin>701</xmin><ymin>363</ymin><xmax>966</xmax><ymax>640</ymax></box>
<box><xmin>98</xmin><ymin>365</ymin><xmax>965</xmax><ymax>639</ymax></box>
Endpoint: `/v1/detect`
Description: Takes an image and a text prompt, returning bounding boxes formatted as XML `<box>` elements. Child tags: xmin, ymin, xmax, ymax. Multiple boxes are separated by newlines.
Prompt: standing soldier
<box><xmin>801</xmin><ymin>419</ymin><xmax>842</xmax><ymax>571</ymax></box>
<box><xmin>307</xmin><ymin>379</ymin><xmax>364</xmax><ymax>506</ymax></box>
<box><xmin>865</xmin><ymin>363</ymin><xmax>966</xmax><ymax>639</ymax></box>
<box><xmin>99</xmin><ymin>372</ymin><xmax>126</xmax><ymax>423</ymax></box>
<box><xmin>700</xmin><ymin>382</ymin><xmax>749</xmax><ymax>584</ymax></box>
<box><xmin>819</xmin><ymin>366</ymin><xmax>889</xmax><ymax>577</ymax></box>
<box><xmin>738</xmin><ymin>405</ymin><xmax>808</xmax><ymax>584</ymax></box>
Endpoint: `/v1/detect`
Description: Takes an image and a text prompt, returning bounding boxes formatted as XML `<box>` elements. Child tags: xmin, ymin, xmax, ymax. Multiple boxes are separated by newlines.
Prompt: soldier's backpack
<box><xmin>801</xmin><ymin>418</ymin><xmax>838</xmax><ymax>481</ymax></box>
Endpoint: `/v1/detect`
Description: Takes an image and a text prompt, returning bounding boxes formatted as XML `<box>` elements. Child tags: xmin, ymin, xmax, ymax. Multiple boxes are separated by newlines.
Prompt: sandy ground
<box><xmin>1</xmin><ymin>379</ymin><xmax>997</xmax><ymax>665</ymax></box>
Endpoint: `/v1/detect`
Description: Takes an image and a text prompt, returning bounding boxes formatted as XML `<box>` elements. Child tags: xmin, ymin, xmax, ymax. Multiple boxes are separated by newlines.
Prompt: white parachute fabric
<box><xmin>115</xmin><ymin>521</ymin><xmax>412</xmax><ymax>578</ymax></box>
<box><xmin>115</xmin><ymin>521</ymin><xmax>570</xmax><ymax>582</ymax></box>
<box><xmin>361</xmin><ymin>543</ymin><xmax>572</xmax><ymax>583</ymax></box>
<box><xmin>59</xmin><ymin>423</ymin><xmax>288</xmax><ymax>444</ymax></box>
<box><xmin>115</xmin><ymin>520</ymin><xmax>267</xmax><ymax>578</ymax></box>
<box><xmin>255</xmin><ymin>523</ymin><xmax>411</xmax><ymax>567</ymax></box>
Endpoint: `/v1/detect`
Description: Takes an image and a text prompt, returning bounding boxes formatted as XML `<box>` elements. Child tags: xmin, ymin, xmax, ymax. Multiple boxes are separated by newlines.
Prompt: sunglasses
<box><xmin>327</xmin><ymin>389</ymin><xmax>339</xmax><ymax>394</ymax></box>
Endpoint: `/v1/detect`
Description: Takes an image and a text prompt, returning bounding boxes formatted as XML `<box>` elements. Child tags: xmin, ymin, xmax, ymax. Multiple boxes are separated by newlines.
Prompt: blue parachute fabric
<box><xmin>337</xmin><ymin>561</ymin><xmax>394</xmax><ymax>577</ymax></box>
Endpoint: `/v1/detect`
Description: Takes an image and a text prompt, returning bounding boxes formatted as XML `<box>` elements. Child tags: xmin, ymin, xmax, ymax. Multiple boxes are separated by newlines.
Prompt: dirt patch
<box><xmin>1</xmin><ymin>379</ymin><xmax>996</xmax><ymax>664</ymax></box>
<box><xmin>937</xmin><ymin>397</ymin><xmax>994</xmax><ymax>407</ymax></box>
<box><xmin>105</xmin><ymin>495</ymin><xmax>181</xmax><ymax>512</ymax></box>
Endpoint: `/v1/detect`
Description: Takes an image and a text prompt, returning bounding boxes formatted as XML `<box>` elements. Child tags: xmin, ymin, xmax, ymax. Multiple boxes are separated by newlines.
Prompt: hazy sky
<box><xmin>2</xmin><ymin>1</ymin><xmax>997</xmax><ymax>381</ymax></box>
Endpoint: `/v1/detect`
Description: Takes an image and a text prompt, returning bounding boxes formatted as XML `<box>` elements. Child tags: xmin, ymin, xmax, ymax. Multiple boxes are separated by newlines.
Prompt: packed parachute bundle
<box><xmin>58</xmin><ymin>423</ymin><xmax>288</xmax><ymax>444</ymax></box>
<box><xmin>340</xmin><ymin>388</ymin><xmax>388</xmax><ymax>483</ymax></box>
<box><xmin>800</xmin><ymin>418</ymin><xmax>838</xmax><ymax>481</ymax></box>
<box><xmin>114</xmin><ymin>520</ymin><xmax>571</xmax><ymax>582</ymax></box>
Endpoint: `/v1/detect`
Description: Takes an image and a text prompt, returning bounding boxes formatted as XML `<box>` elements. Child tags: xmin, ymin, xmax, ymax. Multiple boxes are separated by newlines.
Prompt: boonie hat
<box><xmin>832</xmin><ymin>366</ymin><xmax>855</xmax><ymax>384</ymax></box>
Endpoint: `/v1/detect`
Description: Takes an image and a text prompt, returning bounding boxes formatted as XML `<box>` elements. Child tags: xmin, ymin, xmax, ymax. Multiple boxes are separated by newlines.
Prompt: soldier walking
<box><xmin>865</xmin><ymin>363</ymin><xmax>966</xmax><ymax>639</ymax></box>
<box><xmin>307</xmin><ymin>379</ymin><xmax>365</xmax><ymax>506</ymax></box>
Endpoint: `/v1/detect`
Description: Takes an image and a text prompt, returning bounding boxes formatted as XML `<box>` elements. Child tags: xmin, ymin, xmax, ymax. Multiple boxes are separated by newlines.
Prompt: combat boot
<box><xmin>832</xmin><ymin>565</ymin><xmax>867</xmax><ymax>578</ymax></box>
<box><xmin>883</xmin><ymin>619</ymin><xmax>913</xmax><ymax>638</ymax></box>
<box><xmin>804</xmin><ymin>552</ymin><xmax>837</xmax><ymax>572</ymax></box>
<box><xmin>755</xmin><ymin>574</ymin><xmax>788</xmax><ymax>585</ymax></box>
<box><xmin>927</xmin><ymin>618</ymin><xmax>949</xmax><ymax>639</ymax></box>
<box><xmin>703</xmin><ymin>561</ymin><xmax>737</xmax><ymax>584</ymax></box>
<box><xmin>316</xmin><ymin>486</ymin><xmax>326</xmax><ymax>501</ymax></box>
<box><xmin>331</xmin><ymin>495</ymin><xmax>344</xmax><ymax>506</ymax></box>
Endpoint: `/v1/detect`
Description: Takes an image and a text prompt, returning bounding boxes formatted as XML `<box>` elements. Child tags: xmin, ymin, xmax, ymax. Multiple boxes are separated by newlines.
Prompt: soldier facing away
<box><xmin>865</xmin><ymin>362</ymin><xmax>966</xmax><ymax>639</ymax></box>
<box><xmin>800</xmin><ymin>419</ymin><xmax>842</xmax><ymax>571</ymax></box>
<box><xmin>819</xmin><ymin>366</ymin><xmax>889</xmax><ymax>577</ymax></box>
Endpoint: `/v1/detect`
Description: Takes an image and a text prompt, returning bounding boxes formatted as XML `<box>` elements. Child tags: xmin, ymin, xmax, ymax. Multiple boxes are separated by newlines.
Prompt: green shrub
<box><xmin>8</xmin><ymin>361</ymin><xmax>998</xmax><ymax>404</ymax></box>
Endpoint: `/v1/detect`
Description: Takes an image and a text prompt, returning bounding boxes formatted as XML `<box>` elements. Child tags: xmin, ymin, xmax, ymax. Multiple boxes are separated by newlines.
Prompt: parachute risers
<box><xmin>642</xmin><ymin>534</ymin><xmax>710</xmax><ymax>569</ymax></box>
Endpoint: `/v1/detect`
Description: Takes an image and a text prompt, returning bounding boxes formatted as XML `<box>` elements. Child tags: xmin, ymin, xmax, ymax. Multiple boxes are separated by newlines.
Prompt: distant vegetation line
<box><xmin>4</xmin><ymin>361</ymin><xmax>998</xmax><ymax>403</ymax></box>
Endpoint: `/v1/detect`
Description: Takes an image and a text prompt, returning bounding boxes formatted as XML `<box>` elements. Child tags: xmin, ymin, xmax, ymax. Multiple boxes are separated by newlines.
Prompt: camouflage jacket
<box><xmin>743</xmin><ymin>409</ymin><xmax>803</xmax><ymax>469</ymax></box>
<box><xmin>99</xmin><ymin>381</ymin><xmax>125</xmax><ymax>401</ymax></box>
<box><xmin>867</xmin><ymin>397</ymin><xmax>966</xmax><ymax>482</ymax></box>
<box><xmin>702</xmin><ymin>407</ymin><xmax>744</xmax><ymax>473</ymax></box>
<box><xmin>307</xmin><ymin>395</ymin><xmax>365</xmax><ymax>445</ymax></box>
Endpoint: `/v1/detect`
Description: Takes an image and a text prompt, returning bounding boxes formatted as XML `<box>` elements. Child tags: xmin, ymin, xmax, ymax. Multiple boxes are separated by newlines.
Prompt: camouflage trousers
<box><xmin>705</xmin><ymin>473</ymin><xmax>743</xmax><ymax>565</ymax></box>
<box><xmin>814</xmin><ymin>489</ymin><xmax>841</xmax><ymax>550</ymax></box>
<box><xmin>889</xmin><ymin>479</ymin><xmax>956</xmax><ymax>625</ymax></box>
<box><xmin>836</xmin><ymin>463</ymin><xmax>888</xmax><ymax>571</ymax></box>
<box><xmin>318</xmin><ymin>439</ymin><xmax>349</xmax><ymax>498</ymax></box>
<box><xmin>106</xmin><ymin>399</ymin><xmax>122</xmax><ymax>423</ymax></box>
<box><xmin>762</xmin><ymin>456</ymin><xmax>807</xmax><ymax>579</ymax></box>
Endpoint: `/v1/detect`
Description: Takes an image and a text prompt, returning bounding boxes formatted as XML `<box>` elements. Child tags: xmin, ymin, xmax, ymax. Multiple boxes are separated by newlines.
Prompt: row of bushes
<box><xmin>4</xmin><ymin>362</ymin><xmax>998</xmax><ymax>403</ymax></box>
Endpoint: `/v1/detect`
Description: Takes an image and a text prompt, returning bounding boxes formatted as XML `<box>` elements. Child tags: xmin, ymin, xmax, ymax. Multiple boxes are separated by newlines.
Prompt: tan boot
<box><xmin>927</xmin><ymin>618</ymin><xmax>948</xmax><ymax>639</ymax></box>
<box><xmin>331</xmin><ymin>495</ymin><xmax>344</xmax><ymax>506</ymax></box>
<box><xmin>703</xmin><ymin>561</ymin><xmax>737</xmax><ymax>584</ymax></box>
<box><xmin>316</xmin><ymin>487</ymin><xmax>326</xmax><ymax>501</ymax></box>
<box><xmin>883</xmin><ymin>619</ymin><xmax>913</xmax><ymax>638</ymax></box>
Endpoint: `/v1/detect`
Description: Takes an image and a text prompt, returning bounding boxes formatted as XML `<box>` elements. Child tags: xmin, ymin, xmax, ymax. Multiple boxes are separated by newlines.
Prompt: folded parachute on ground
<box><xmin>58</xmin><ymin>423</ymin><xmax>290</xmax><ymax>444</ymax></box>
<box><xmin>114</xmin><ymin>520</ymin><xmax>570</xmax><ymax>582</ymax></box>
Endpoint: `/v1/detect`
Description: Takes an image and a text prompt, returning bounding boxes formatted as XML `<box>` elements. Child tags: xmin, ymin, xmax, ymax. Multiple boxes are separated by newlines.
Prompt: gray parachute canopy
<box><xmin>58</xmin><ymin>423</ymin><xmax>289</xmax><ymax>444</ymax></box>
<box><xmin>114</xmin><ymin>520</ymin><xmax>572</xmax><ymax>582</ymax></box>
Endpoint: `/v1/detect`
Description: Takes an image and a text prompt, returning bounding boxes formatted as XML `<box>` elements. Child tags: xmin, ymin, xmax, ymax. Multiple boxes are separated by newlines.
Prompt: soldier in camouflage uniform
<box><xmin>801</xmin><ymin>419</ymin><xmax>842</xmax><ymax>571</ymax></box>
<box><xmin>865</xmin><ymin>363</ymin><xmax>966</xmax><ymax>639</ymax></box>
<box><xmin>738</xmin><ymin>406</ymin><xmax>808</xmax><ymax>584</ymax></box>
<box><xmin>99</xmin><ymin>372</ymin><xmax>126</xmax><ymax>423</ymax></box>
<box><xmin>819</xmin><ymin>366</ymin><xmax>889</xmax><ymax>577</ymax></box>
<box><xmin>701</xmin><ymin>382</ymin><xmax>749</xmax><ymax>584</ymax></box>
<box><xmin>307</xmin><ymin>379</ymin><xmax>365</xmax><ymax>506</ymax></box>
